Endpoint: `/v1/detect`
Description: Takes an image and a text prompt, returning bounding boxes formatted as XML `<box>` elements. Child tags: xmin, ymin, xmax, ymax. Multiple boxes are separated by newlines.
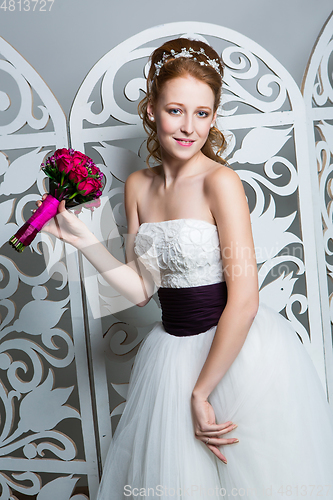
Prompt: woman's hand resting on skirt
<box><xmin>191</xmin><ymin>394</ymin><xmax>238</xmax><ymax>464</ymax></box>
<box><xmin>36</xmin><ymin>194</ymin><xmax>92</xmax><ymax>248</ymax></box>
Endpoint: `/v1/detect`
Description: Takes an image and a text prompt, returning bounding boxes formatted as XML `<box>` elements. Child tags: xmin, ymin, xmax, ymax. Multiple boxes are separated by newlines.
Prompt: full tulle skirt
<box><xmin>96</xmin><ymin>304</ymin><xmax>333</xmax><ymax>499</ymax></box>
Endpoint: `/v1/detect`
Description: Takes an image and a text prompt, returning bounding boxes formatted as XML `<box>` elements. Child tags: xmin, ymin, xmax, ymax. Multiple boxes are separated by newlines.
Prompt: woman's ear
<box><xmin>211</xmin><ymin>110</ymin><xmax>218</xmax><ymax>127</ymax></box>
<box><xmin>147</xmin><ymin>100</ymin><xmax>155</xmax><ymax>122</ymax></box>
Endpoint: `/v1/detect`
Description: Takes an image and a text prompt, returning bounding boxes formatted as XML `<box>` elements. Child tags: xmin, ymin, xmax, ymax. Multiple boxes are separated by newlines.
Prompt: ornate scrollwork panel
<box><xmin>302</xmin><ymin>12</ymin><xmax>333</xmax><ymax>403</ymax></box>
<box><xmin>0</xmin><ymin>37</ymin><xmax>99</xmax><ymax>499</ymax></box>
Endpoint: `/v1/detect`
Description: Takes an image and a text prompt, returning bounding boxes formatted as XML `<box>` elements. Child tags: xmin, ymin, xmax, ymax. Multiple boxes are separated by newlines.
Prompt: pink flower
<box><xmin>53</xmin><ymin>149</ymin><xmax>90</xmax><ymax>175</ymax></box>
<box><xmin>69</xmin><ymin>165</ymin><xmax>89</xmax><ymax>184</ymax></box>
<box><xmin>90</xmin><ymin>165</ymin><xmax>100</xmax><ymax>176</ymax></box>
<box><xmin>54</xmin><ymin>149</ymin><xmax>74</xmax><ymax>174</ymax></box>
<box><xmin>78</xmin><ymin>178</ymin><xmax>101</xmax><ymax>195</ymax></box>
<box><xmin>72</xmin><ymin>151</ymin><xmax>89</xmax><ymax>168</ymax></box>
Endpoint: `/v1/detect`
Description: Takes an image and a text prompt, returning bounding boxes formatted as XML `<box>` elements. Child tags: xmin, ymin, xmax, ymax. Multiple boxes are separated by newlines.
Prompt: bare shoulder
<box><xmin>126</xmin><ymin>166</ymin><xmax>159</xmax><ymax>189</ymax></box>
<box><xmin>125</xmin><ymin>167</ymin><xmax>160</xmax><ymax>233</ymax></box>
<box><xmin>203</xmin><ymin>163</ymin><xmax>250</xmax><ymax>226</ymax></box>
<box><xmin>204</xmin><ymin>163</ymin><xmax>244</xmax><ymax>197</ymax></box>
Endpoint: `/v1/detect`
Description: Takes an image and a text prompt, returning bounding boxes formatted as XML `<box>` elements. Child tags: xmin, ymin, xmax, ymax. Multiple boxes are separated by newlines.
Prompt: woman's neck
<box><xmin>159</xmin><ymin>151</ymin><xmax>206</xmax><ymax>189</ymax></box>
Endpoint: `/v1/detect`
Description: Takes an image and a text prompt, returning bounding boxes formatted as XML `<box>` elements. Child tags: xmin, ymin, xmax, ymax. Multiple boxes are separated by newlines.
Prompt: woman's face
<box><xmin>148</xmin><ymin>75</ymin><xmax>216</xmax><ymax>164</ymax></box>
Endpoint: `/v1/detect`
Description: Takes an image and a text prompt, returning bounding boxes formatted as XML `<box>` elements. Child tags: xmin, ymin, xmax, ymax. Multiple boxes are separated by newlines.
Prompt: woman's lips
<box><xmin>174</xmin><ymin>138</ymin><xmax>195</xmax><ymax>147</ymax></box>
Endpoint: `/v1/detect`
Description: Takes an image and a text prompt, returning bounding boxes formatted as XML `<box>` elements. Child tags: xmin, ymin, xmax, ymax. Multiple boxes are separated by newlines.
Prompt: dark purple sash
<box><xmin>157</xmin><ymin>281</ymin><xmax>227</xmax><ymax>337</ymax></box>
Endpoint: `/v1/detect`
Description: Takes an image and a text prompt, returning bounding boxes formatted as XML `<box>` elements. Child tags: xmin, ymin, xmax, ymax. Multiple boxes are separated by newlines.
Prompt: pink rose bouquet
<box><xmin>9</xmin><ymin>148</ymin><xmax>104</xmax><ymax>252</ymax></box>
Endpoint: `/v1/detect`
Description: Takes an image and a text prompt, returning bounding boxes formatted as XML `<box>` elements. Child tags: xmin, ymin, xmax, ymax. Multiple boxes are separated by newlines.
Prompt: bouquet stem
<box><xmin>9</xmin><ymin>195</ymin><xmax>60</xmax><ymax>252</ymax></box>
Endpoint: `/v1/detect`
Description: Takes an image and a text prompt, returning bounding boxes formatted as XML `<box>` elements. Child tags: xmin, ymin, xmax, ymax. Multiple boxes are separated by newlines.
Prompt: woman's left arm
<box><xmin>191</xmin><ymin>166</ymin><xmax>259</xmax><ymax>461</ymax></box>
<box><xmin>193</xmin><ymin>166</ymin><xmax>259</xmax><ymax>398</ymax></box>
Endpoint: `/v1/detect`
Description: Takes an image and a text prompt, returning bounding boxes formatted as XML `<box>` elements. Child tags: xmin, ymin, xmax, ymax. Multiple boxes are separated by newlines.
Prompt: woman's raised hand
<box><xmin>36</xmin><ymin>195</ymin><xmax>150</xmax><ymax>306</ymax></box>
<box><xmin>36</xmin><ymin>194</ymin><xmax>92</xmax><ymax>248</ymax></box>
<box><xmin>191</xmin><ymin>394</ymin><xmax>238</xmax><ymax>464</ymax></box>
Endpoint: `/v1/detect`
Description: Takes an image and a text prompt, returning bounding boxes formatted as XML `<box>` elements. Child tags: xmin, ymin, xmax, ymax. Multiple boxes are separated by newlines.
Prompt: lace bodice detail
<box><xmin>134</xmin><ymin>218</ymin><xmax>224</xmax><ymax>289</ymax></box>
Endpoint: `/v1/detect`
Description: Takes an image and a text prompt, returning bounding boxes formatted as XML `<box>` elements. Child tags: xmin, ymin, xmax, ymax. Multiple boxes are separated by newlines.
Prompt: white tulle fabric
<box><xmin>96</xmin><ymin>219</ymin><xmax>333</xmax><ymax>500</ymax></box>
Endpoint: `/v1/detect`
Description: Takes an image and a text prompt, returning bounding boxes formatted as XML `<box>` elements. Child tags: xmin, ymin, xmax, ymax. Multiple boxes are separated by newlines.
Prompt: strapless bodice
<box><xmin>133</xmin><ymin>218</ymin><xmax>224</xmax><ymax>289</ymax></box>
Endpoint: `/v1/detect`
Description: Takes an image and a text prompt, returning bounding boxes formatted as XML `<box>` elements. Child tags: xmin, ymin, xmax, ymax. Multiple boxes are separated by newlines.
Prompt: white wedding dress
<box><xmin>96</xmin><ymin>218</ymin><xmax>333</xmax><ymax>499</ymax></box>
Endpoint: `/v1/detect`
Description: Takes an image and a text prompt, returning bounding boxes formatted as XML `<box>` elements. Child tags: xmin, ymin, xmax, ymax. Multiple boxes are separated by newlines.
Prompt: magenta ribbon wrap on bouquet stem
<box><xmin>9</xmin><ymin>195</ymin><xmax>60</xmax><ymax>252</ymax></box>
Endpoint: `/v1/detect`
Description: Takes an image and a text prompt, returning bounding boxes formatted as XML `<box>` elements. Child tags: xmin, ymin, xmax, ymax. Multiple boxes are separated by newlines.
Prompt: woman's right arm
<box><xmin>40</xmin><ymin>172</ymin><xmax>156</xmax><ymax>306</ymax></box>
<box><xmin>123</xmin><ymin>170</ymin><xmax>156</xmax><ymax>306</ymax></box>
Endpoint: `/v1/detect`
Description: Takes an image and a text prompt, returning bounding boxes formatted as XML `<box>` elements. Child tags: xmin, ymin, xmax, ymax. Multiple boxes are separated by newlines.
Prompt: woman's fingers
<box><xmin>195</xmin><ymin>420</ymin><xmax>239</xmax><ymax>465</ymax></box>
<box><xmin>58</xmin><ymin>199</ymin><xmax>66</xmax><ymax>212</ymax></box>
<box><xmin>197</xmin><ymin>431</ymin><xmax>239</xmax><ymax>446</ymax></box>
<box><xmin>191</xmin><ymin>398</ymin><xmax>238</xmax><ymax>464</ymax></box>
<box><xmin>35</xmin><ymin>194</ymin><xmax>48</xmax><ymax>208</ymax></box>
<box><xmin>204</xmin><ymin>436</ymin><xmax>239</xmax><ymax>446</ymax></box>
<box><xmin>206</xmin><ymin>443</ymin><xmax>228</xmax><ymax>464</ymax></box>
<box><xmin>203</xmin><ymin>427</ymin><xmax>239</xmax><ymax>465</ymax></box>
<box><xmin>195</xmin><ymin>422</ymin><xmax>237</xmax><ymax>437</ymax></box>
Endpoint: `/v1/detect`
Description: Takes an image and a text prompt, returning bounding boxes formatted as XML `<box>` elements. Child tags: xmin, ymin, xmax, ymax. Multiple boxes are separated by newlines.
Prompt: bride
<box><xmin>38</xmin><ymin>37</ymin><xmax>333</xmax><ymax>499</ymax></box>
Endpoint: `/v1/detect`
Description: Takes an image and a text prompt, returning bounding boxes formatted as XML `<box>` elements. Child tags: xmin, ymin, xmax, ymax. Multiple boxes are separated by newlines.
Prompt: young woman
<box><xmin>39</xmin><ymin>38</ymin><xmax>333</xmax><ymax>499</ymax></box>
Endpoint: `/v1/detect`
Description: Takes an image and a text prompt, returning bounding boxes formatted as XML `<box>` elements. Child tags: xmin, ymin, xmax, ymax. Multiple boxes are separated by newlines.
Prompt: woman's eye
<box><xmin>168</xmin><ymin>108</ymin><xmax>181</xmax><ymax>115</ymax></box>
<box><xmin>197</xmin><ymin>111</ymin><xmax>209</xmax><ymax>117</ymax></box>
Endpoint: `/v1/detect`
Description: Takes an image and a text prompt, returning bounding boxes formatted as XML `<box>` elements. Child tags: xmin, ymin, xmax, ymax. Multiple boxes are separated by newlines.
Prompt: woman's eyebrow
<box><xmin>165</xmin><ymin>102</ymin><xmax>212</xmax><ymax>110</ymax></box>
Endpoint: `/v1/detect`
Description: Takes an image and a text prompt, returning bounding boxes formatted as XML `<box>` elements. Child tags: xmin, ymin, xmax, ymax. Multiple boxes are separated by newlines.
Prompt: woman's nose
<box><xmin>180</xmin><ymin>115</ymin><xmax>194</xmax><ymax>135</ymax></box>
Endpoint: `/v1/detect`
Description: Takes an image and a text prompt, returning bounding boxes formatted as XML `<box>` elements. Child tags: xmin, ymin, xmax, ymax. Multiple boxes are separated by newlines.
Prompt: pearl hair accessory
<box><xmin>153</xmin><ymin>47</ymin><xmax>222</xmax><ymax>82</ymax></box>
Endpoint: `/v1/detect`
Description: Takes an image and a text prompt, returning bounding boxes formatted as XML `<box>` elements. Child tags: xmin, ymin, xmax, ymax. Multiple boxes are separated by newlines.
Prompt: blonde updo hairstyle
<box><xmin>138</xmin><ymin>37</ymin><xmax>228</xmax><ymax>169</ymax></box>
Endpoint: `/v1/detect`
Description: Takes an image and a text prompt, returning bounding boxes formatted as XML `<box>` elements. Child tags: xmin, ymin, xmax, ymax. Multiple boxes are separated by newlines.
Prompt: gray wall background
<box><xmin>0</xmin><ymin>0</ymin><xmax>332</xmax><ymax>118</ymax></box>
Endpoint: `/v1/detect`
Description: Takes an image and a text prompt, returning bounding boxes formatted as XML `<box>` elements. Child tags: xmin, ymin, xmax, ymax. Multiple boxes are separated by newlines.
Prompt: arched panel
<box><xmin>302</xmin><ymin>11</ymin><xmax>333</xmax><ymax>405</ymax></box>
<box><xmin>0</xmin><ymin>37</ymin><xmax>99</xmax><ymax>500</ymax></box>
